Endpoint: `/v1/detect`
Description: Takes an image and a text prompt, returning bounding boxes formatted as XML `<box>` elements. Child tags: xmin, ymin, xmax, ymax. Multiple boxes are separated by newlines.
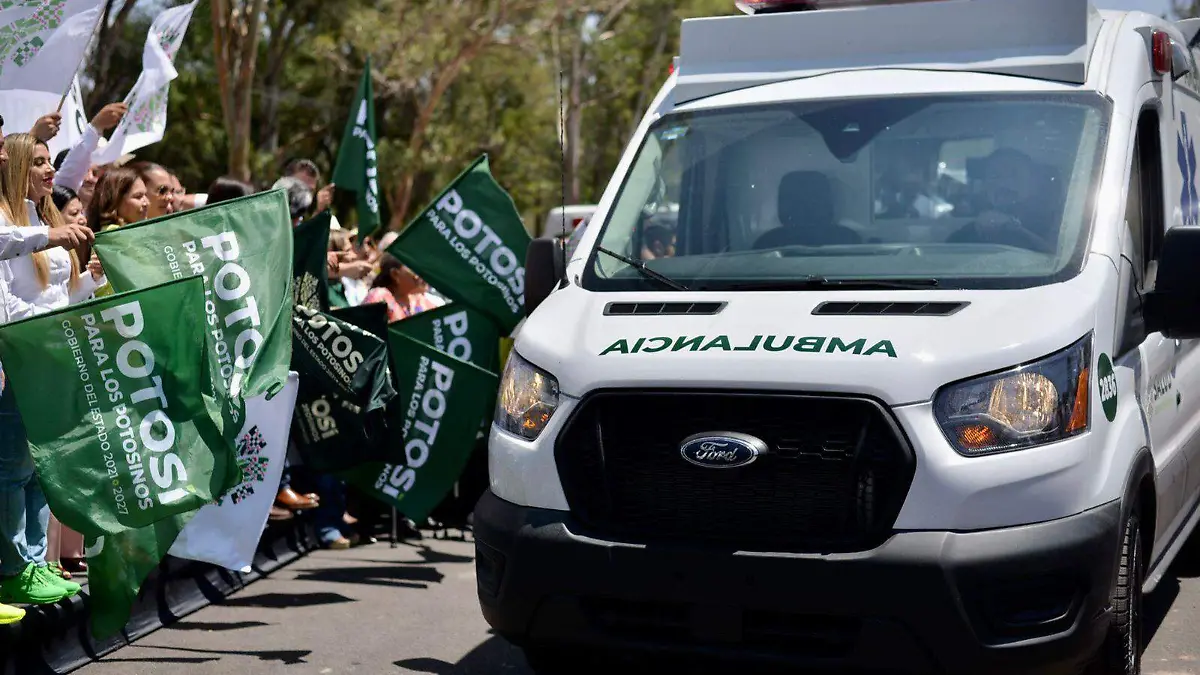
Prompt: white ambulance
<box><xmin>476</xmin><ymin>1</ymin><xmax>1200</xmax><ymax>673</ymax></box>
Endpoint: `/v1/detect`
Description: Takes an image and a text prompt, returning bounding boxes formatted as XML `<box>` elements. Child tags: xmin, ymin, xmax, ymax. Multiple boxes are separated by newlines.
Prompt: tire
<box><xmin>1093</xmin><ymin>510</ymin><xmax>1144</xmax><ymax>675</ymax></box>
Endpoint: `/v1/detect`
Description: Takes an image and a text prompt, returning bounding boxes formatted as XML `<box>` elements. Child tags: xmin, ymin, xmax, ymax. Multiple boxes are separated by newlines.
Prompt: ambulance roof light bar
<box><xmin>737</xmin><ymin>0</ymin><xmax>946</xmax><ymax>14</ymax></box>
<box><xmin>677</xmin><ymin>0</ymin><xmax>1100</xmax><ymax>104</ymax></box>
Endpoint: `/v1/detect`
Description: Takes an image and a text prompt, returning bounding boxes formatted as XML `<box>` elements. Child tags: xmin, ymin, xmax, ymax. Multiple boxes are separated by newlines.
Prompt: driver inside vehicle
<box><xmin>947</xmin><ymin>147</ymin><xmax>1058</xmax><ymax>254</ymax></box>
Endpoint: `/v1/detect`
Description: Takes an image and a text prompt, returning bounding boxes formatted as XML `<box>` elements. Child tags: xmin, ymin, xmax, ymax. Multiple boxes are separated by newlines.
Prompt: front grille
<box><xmin>556</xmin><ymin>391</ymin><xmax>914</xmax><ymax>552</ymax></box>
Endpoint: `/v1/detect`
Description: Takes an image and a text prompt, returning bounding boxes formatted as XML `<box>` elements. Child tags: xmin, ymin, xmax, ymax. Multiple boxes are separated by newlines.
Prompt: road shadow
<box><xmin>395</xmin><ymin>634</ymin><xmax>529</xmax><ymax>674</ymax></box>
<box><xmin>1143</xmin><ymin>540</ymin><xmax>1200</xmax><ymax>646</ymax></box>
<box><xmin>166</xmin><ymin>619</ymin><xmax>271</xmax><ymax>632</ymax></box>
<box><xmin>294</xmin><ymin>564</ymin><xmax>446</xmax><ymax>589</ymax></box>
<box><xmin>414</xmin><ymin>545</ymin><xmax>474</xmax><ymax>565</ymax></box>
<box><xmin>217</xmin><ymin>591</ymin><xmax>356</xmax><ymax>609</ymax></box>
<box><xmin>149</xmin><ymin>644</ymin><xmax>312</xmax><ymax>665</ymax></box>
<box><xmin>98</xmin><ymin>655</ymin><xmax>222</xmax><ymax>665</ymax></box>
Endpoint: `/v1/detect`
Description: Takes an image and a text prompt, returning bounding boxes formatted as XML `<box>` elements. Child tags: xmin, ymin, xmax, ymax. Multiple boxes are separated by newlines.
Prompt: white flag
<box><xmin>0</xmin><ymin>74</ymin><xmax>85</xmax><ymax>158</ymax></box>
<box><xmin>0</xmin><ymin>0</ymin><xmax>102</xmax><ymax>96</ymax></box>
<box><xmin>92</xmin><ymin>0</ymin><xmax>197</xmax><ymax>165</ymax></box>
<box><xmin>169</xmin><ymin>372</ymin><xmax>299</xmax><ymax>573</ymax></box>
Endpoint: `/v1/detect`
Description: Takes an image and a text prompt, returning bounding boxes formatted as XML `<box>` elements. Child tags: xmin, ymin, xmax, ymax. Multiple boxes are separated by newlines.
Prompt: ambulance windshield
<box><xmin>583</xmin><ymin>93</ymin><xmax>1110</xmax><ymax>291</ymax></box>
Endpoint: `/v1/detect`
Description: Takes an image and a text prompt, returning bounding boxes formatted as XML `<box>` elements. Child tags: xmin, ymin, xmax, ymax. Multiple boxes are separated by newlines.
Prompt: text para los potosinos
<box><xmin>349</xmin><ymin>103</ymin><xmax>380</xmax><ymax>215</ymax></box>
<box><xmin>373</xmin><ymin>354</ymin><xmax>454</xmax><ymax>500</ymax></box>
<box><xmin>426</xmin><ymin>190</ymin><xmax>524</xmax><ymax>315</ymax></box>
<box><xmin>163</xmin><ymin>232</ymin><xmax>266</xmax><ymax>418</ymax></box>
<box><xmin>428</xmin><ymin>310</ymin><xmax>475</xmax><ymax>362</ymax></box>
<box><xmin>292</xmin><ymin>304</ymin><xmax>368</xmax><ymax>445</ymax></box>
<box><xmin>293</xmin><ymin>304</ymin><xmax>366</xmax><ymax>392</ymax></box>
<box><xmin>64</xmin><ymin>301</ymin><xmax>190</xmax><ymax>516</ymax></box>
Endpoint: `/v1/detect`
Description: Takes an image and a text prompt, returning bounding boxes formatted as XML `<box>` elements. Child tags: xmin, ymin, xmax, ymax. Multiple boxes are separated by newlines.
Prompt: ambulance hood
<box><xmin>514</xmin><ymin>255</ymin><xmax>1115</xmax><ymax>407</ymax></box>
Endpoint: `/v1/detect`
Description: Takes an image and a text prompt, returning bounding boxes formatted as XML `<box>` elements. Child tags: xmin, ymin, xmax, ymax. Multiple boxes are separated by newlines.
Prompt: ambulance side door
<box><xmin>1120</xmin><ymin>98</ymin><xmax>1186</xmax><ymax>560</ymax></box>
<box><xmin>1169</xmin><ymin>57</ymin><xmax>1200</xmax><ymax>515</ymax></box>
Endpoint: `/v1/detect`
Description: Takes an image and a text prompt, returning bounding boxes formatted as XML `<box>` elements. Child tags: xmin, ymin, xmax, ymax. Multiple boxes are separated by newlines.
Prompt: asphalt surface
<box><xmin>76</xmin><ymin>535</ymin><xmax>1200</xmax><ymax>675</ymax></box>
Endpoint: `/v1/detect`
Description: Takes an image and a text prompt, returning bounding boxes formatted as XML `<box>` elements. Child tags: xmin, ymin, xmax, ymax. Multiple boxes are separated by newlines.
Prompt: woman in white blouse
<box><xmin>0</xmin><ymin>133</ymin><xmax>105</xmax><ymax>609</ymax></box>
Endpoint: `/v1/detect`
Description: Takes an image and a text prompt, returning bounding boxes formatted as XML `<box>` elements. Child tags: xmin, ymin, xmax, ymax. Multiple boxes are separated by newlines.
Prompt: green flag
<box><xmin>294</xmin><ymin>211</ymin><xmax>332</xmax><ymax>313</ymax></box>
<box><xmin>94</xmin><ymin>190</ymin><xmax>294</xmax><ymax>410</ymax></box>
<box><xmin>390</xmin><ymin>304</ymin><xmax>500</xmax><ymax>374</ymax></box>
<box><xmin>343</xmin><ymin>333</ymin><xmax>497</xmax><ymax>521</ymax></box>
<box><xmin>291</xmin><ymin>304</ymin><xmax>395</xmax><ymax>471</ymax></box>
<box><xmin>86</xmin><ymin>512</ymin><xmax>197</xmax><ymax>639</ymax></box>
<box><xmin>331</xmin><ymin>301</ymin><xmax>389</xmax><ymax>341</ymax></box>
<box><xmin>387</xmin><ymin>155</ymin><xmax>531</xmax><ymax>335</ymax></box>
<box><xmin>332</xmin><ymin>57</ymin><xmax>381</xmax><ymax>241</ymax></box>
<box><xmin>0</xmin><ymin>277</ymin><xmax>237</xmax><ymax>539</ymax></box>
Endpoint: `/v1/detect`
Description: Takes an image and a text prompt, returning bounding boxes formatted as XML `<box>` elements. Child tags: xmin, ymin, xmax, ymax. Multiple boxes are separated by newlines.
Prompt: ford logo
<box><xmin>679</xmin><ymin>432</ymin><xmax>769</xmax><ymax>469</ymax></box>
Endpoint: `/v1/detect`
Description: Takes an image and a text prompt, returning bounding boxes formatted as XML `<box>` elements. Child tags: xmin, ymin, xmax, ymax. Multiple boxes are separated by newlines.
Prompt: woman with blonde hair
<box><xmin>0</xmin><ymin>133</ymin><xmax>105</xmax><ymax>610</ymax></box>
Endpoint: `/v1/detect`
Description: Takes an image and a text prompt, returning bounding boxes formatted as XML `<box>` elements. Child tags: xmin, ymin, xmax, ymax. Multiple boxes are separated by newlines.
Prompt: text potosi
<box><xmin>374</xmin><ymin>354</ymin><xmax>454</xmax><ymax>500</ymax></box>
<box><xmin>70</xmin><ymin>300</ymin><xmax>190</xmax><ymax>514</ymax></box>
<box><xmin>167</xmin><ymin>232</ymin><xmax>267</xmax><ymax>400</ymax></box>
<box><xmin>429</xmin><ymin>189</ymin><xmax>525</xmax><ymax>316</ymax></box>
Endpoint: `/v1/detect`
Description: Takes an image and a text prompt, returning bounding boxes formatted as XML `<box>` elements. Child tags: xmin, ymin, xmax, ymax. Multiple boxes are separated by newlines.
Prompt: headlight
<box><xmin>495</xmin><ymin>351</ymin><xmax>560</xmax><ymax>440</ymax></box>
<box><xmin>934</xmin><ymin>334</ymin><xmax>1091</xmax><ymax>456</ymax></box>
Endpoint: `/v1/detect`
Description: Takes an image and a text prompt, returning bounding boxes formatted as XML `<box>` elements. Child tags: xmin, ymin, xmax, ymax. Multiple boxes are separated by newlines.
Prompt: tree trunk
<box><xmin>564</xmin><ymin>35</ymin><xmax>584</xmax><ymax>204</ymax></box>
<box><xmin>387</xmin><ymin>37</ymin><xmax>489</xmax><ymax>230</ymax></box>
<box><xmin>211</xmin><ymin>0</ymin><xmax>266</xmax><ymax>183</ymax></box>
<box><xmin>628</xmin><ymin>12</ymin><xmax>671</xmax><ymax>140</ymax></box>
<box><xmin>89</xmin><ymin>0</ymin><xmax>138</xmax><ymax>111</ymax></box>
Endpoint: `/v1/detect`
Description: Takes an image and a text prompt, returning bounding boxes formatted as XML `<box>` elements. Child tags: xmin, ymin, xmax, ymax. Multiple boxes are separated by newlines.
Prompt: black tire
<box><xmin>1094</xmin><ymin>510</ymin><xmax>1144</xmax><ymax>675</ymax></box>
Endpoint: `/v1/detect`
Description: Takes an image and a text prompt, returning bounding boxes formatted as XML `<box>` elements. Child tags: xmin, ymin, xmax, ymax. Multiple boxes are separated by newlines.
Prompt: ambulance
<box><xmin>475</xmin><ymin>1</ymin><xmax>1200</xmax><ymax>673</ymax></box>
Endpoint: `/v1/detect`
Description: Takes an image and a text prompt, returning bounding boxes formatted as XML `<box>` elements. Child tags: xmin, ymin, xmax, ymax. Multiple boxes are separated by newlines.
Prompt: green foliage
<box><xmin>83</xmin><ymin>0</ymin><xmax>735</xmax><ymax>230</ymax></box>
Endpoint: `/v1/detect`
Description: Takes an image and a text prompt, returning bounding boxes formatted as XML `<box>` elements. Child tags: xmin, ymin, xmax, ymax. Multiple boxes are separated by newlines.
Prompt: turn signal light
<box><xmin>1067</xmin><ymin>367</ymin><xmax>1090</xmax><ymax>433</ymax></box>
<box><xmin>957</xmin><ymin>424</ymin><xmax>997</xmax><ymax>450</ymax></box>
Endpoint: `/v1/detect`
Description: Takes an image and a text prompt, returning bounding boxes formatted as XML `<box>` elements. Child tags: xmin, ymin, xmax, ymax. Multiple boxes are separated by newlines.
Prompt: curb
<box><xmin>0</xmin><ymin>520</ymin><xmax>319</xmax><ymax>675</ymax></box>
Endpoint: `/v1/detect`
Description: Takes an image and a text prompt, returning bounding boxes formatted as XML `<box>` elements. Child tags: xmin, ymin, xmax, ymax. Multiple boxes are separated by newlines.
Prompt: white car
<box><xmin>477</xmin><ymin>1</ymin><xmax>1200</xmax><ymax>674</ymax></box>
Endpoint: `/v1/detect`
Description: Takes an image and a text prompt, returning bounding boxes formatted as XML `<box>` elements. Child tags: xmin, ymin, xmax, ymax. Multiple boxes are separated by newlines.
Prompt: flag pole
<box><xmin>390</xmin><ymin>506</ymin><xmax>398</xmax><ymax>548</ymax></box>
<box><xmin>57</xmin><ymin>6</ymin><xmax>107</xmax><ymax>113</ymax></box>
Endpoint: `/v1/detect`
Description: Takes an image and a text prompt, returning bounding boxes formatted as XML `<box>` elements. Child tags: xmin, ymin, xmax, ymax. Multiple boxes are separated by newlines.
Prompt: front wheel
<box><xmin>1092</xmin><ymin>510</ymin><xmax>1144</xmax><ymax>675</ymax></box>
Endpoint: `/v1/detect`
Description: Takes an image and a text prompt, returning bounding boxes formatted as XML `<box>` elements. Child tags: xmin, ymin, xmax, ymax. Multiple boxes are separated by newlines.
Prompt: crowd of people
<box><xmin>0</xmin><ymin>102</ymin><xmax>445</xmax><ymax>625</ymax></box>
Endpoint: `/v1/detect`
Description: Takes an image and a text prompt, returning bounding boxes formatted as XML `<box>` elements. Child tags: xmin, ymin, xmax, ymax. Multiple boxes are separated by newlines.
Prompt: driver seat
<box><xmin>754</xmin><ymin>171</ymin><xmax>862</xmax><ymax>249</ymax></box>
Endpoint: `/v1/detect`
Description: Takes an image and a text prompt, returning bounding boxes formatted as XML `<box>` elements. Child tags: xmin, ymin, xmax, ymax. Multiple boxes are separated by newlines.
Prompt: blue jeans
<box><xmin>0</xmin><ymin>387</ymin><xmax>45</xmax><ymax>576</ymax></box>
<box><xmin>313</xmin><ymin>473</ymin><xmax>347</xmax><ymax>545</ymax></box>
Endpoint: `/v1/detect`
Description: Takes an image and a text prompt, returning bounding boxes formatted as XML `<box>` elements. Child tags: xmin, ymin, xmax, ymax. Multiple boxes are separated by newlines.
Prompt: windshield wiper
<box><xmin>596</xmin><ymin>246</ymin><xmax>690</xmax><ymax>291</ymax></box>
<box><xmin>711</xmin><ymin>276</ymin><xmax>942</xmax><ymax>291</ymax></box>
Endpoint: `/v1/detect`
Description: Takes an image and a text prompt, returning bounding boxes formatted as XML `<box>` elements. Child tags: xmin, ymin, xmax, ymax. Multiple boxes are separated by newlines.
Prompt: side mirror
<box><xmin>524</xmin><ymin>237</ymin><xmax>565</xmax><ymax>318</ymax></box>
<box><xmin>1145</xmin><ymin>227</ymin><xmax>1200</xmax><ymax>338</ymax></box>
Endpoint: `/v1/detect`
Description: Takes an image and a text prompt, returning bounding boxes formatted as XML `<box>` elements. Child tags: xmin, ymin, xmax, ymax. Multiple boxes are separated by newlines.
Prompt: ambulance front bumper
<box><xmin>473</xmin><ymin>489</ymin><xmax>1121</xmax><ymax>675</ymax></box>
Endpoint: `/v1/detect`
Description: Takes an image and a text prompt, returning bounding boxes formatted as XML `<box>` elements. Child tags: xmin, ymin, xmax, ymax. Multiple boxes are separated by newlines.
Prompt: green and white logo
<box><xmin>1098</xmin><ymin>353</ymin><xmax>1118</xmax><ymax>423</ymax></box>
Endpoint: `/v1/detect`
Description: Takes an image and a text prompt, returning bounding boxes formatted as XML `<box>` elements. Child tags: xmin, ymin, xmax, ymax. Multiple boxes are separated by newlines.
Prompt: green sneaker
<box><xmin>0</xmin><ymin>564</ymin><xmax>69</xmax><ymax>605</ymax></box>
<box><xmin>0</xmin><ymin>602</ymin><xmax>24</xmax><ymax>624</ymax></box>
<box><xmin>35</xmin><ymin>565</ymin><xmax>80</xmax><ymax>597</ymax></box>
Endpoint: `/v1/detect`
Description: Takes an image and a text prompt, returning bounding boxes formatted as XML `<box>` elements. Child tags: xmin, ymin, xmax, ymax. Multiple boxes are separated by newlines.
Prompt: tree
<box><xmin>210</xmin><ymin>0</ymin><xmax>268</xmax><ymax>182</ymax></box>
<box><xmin>89</xmin><ymin>0</ymin><xmax>141</xmax><ymax>108</ymax></box>
<box><xmin>127</xmin><ymin>0</ymin><xmax>737</xmax><ymax>236</ymax></box>
<box><xmin>329</xmin><ymin>0</ymin><xmax>553</xmax><ymax>229</ymax></box>
<box><xmin>557</xmin><ymin>1</ymin><xmax>633</xmax><ymax>204</ymax></box>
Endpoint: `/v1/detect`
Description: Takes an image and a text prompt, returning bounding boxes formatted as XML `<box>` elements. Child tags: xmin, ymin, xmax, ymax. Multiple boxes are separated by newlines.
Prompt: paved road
<box><xmin>77</xmin><ymin>535</ymin><xmax>1200</xmax><ymax>675</ymax></box>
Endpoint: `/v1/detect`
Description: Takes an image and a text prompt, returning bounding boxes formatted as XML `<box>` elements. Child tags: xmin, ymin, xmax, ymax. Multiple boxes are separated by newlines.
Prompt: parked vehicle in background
<box><xmin>540</xmin><ymin>205</ymin><xmax>597</xmax><ymax>240</ymax></box>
